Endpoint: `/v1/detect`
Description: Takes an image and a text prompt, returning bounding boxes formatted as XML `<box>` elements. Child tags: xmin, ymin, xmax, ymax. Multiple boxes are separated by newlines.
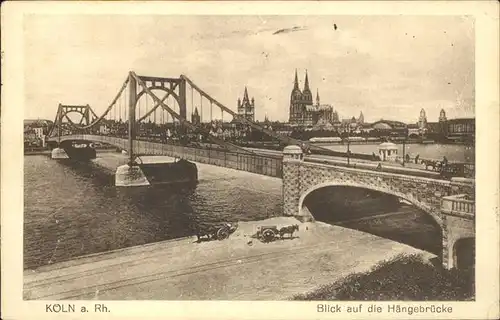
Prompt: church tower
<box><xmin>316</xmin><ymin>89</ymin><xmax>320</xmax><ymax>106</ymax></box>
<box><xmin>289</xmin><ymin>69</ymin><xmax>303</xmax><ymax>124</ymax></box>
<box><xmin>191</xmin><ymin>107</ymin><xmax>200</xmax><ymax>125</ymax></box>
<box><xmin>237</xmin><ymin>87</ymin><xmax>255</xmax><ymax>122</ymax></box>
<box><xmin>418</xmin><ymin>108</ymin><xmax>427</xmax><ymax>129</ymax></box>
<box><xmin>358</xmin><ymin>111</ymin><xmax>364</xmax><ymax>124</ymax></box>
<box><xmin>438</xmin><ymin>108</ymin><xmax>448</xmax><ymax>136</ymax></box>
<box><xmin>439</xmin><ymin>109</ymin><xmax>447</xmax><ymax>122</ymax></box>
<box><xmin>302</xmin><ymin>70</ymin><xmax>313</xmax><ymax>104</ymax></box>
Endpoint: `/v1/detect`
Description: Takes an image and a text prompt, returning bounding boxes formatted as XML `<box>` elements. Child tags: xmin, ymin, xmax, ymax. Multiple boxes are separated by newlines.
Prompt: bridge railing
<box><xmin>66</xmin><ymin>134</ymin><xmax>284</xmax><ymax>178</ymax></box>
<box><xmin>441</xmin><ymin>194</ymin><xmax>475</xmax><ymax>217</ymax></box>
<box><xmin>157</xmin><ymin>144</ymin><xmax>283</xmax><ymax>178</ymax></box>
<box><xmin>51</xmin><ymin>132</ymin><xmax>473</xmax><ymax>180</ymax></box>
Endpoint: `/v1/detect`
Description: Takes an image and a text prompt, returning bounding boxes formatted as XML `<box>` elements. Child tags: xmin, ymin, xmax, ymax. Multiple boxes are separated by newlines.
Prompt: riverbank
<box><xmin>24</xmin><ymin>148</ymin><xmax>122</xmax><ymax>156</ymax></box>
<box><xmin>24</xmin><ymin>150</ymin><xmax>51</xmax><ymax>156</ymax></box>
<box><xmin>319</xmin><ymin>142</ymin><xmax>474</xmax><ymax>163</ymax></box>
<box><xmin>312</xmin><ymin>140</ymin><xmax>474</xmax><ymax>146</ymax></box>
<box><xmin>292</xmin><ymin>254</ymin><xmax>474</xmax><ymax>301</ymax></box>
<box><xmin>23</xmin><ymin>217</ymin><xmax>434</xmax><ymax>300</ymax></box>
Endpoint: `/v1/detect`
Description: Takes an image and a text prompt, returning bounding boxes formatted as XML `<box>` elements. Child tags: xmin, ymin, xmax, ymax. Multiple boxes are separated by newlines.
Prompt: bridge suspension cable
<box><xmin>191</xmin><ymin>86</ymin><xmax>194</xmax><ymax>120</ymax></box>
<box><xmin>57</xmin><ymin>76</ymin><xmax>130</xmax><ymax>131</ymax></box>
<box><xmin>200</xmin><ymin>93</ymin><xmax>203</xmax><ymax>123</ymax></box>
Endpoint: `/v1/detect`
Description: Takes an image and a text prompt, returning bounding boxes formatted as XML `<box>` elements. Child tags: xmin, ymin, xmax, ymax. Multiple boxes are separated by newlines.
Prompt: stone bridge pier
<box><xmin>281</xmin><ymin>145</ymin><xmax>475</xmax><ymax>270</ymax></box>
<box><xmin>51</xmin><ymin>141</ymin><xmax>96</xmax><ymax>160</ymax></box>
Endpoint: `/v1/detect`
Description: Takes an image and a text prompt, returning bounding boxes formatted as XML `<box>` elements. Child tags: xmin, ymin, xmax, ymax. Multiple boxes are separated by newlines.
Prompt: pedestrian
<box><xmin>443</xmin><ymin>156</ymin><xmax>448</xmax><ymax>166</ymax></box>
<box><xmin>405</xmin><ymin>154</ymin><xmax>410</xmax><ymax>163</ymax></box>
<box><xmin>415</xmin><ymin>154</ymin><xmax>420</xmax><ymax>164</ymax></box>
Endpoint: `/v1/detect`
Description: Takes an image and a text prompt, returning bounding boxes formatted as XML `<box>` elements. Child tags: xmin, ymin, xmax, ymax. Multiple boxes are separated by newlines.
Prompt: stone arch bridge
<box><xmin>282</xmin><ymin>146</ymin><xmax>475</xmax><ymax>270</ymax></box>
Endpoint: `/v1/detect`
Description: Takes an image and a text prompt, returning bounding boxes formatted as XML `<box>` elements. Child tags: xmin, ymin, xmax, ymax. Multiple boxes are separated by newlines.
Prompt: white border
<box><xmin>2</xmin><ymin>1</ymin><xmax>499</xmax><ymax>319</ymax></box>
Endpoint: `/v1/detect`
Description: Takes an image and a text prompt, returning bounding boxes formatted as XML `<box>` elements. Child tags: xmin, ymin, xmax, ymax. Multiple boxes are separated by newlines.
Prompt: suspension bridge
<box><xmin>46</xmin><ymin>71</ymin><xmax>342</xmax><ymax>184</ymax></box>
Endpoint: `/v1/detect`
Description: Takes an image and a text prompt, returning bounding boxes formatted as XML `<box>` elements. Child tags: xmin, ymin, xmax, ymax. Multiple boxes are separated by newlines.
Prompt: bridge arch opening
<box><xmin>62</xmin><ymin>110</ymin><xmax>87</xmax><ymax>121</ymax></box>
<box><xmin>453</xmin><ymin>237</ymin><xmax>475</xmax><ymax>270</ymax></box>
<box><xmin>55</xmin><ymin>111</ymin><xmax>89</xmax><ymax>132</ymax></box>
<box><xmin>299</xmin><ymin>183</ymin><xmax>443</xmax><ymax>256</ymax></box>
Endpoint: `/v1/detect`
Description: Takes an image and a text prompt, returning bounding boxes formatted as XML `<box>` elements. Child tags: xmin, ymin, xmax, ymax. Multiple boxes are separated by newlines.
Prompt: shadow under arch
<box><xmin>299</xmin><ymin>181</ymin><xmax>443</xmax><ymax>226</ymax></box>
<box><xmin>299</xmin><ymin>182</ymin><xmax>443</xmax><ymax>255</ymax></box>
<box><xmin>59</xmin><ymin>139</ymin><xmax>94</xmax><ymax>147</ymax></box>
<box><xmin>453</xmin><ymin>237</ymin><xmax>475</xmax><ymax>270</ymax></box>
<box><xmin>57</xmin><ymin>135</ymin><xmax>126</xmax><ymax>151</ymax></box>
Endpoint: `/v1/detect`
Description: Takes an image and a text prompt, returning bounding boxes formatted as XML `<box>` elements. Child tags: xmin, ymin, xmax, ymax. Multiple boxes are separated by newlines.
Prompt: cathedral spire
<box><xmin>358</xmin><ymin>111</ymin><xmax>364</xmax><ymax>124</ymax></box>
<box><xmin>293</xmin><ymin>69</ymin><xmax>299</xmax><ymax>90</ymax></box>
<box><xmin>316</xmin><ymin>89</ymin><xmax>320</xmax><ymax>105</ymax></box>
<box><xmin>304</xmin><ymin>70</ymin><xmax>310</xmax><ymax>92</ymax></box>
<box><xmin>243</xmin><ymin>86</ymin><xmax>249</xmax><ymax>102</ymax></box>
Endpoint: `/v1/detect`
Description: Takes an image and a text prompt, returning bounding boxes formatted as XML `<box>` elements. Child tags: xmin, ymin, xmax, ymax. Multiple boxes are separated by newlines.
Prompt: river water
<box><xmin>323</xmin><ymin>143</ymin><xmax>474</xmax><ymax>163</ymax></box>
<box><xmin>24</xmin><ymin>153</ymin><xmax>282</xmax><ymax>270</ymax></box>
<box><xmin>24</xmin><ymin>147</ymin><xmax>458</xmax><ymax>271</ymax></box>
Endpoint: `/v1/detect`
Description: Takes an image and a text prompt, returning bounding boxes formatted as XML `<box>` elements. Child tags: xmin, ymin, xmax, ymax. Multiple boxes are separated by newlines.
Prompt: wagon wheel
<box><xmin>216</xmin><ymin>227</ymin><xmax>230</xmax><ymax>240</ymax></box>
<box><xmin>261</xmin><ymin>229</ymin><xmax>277</xmax><ymax>242</ymax></box>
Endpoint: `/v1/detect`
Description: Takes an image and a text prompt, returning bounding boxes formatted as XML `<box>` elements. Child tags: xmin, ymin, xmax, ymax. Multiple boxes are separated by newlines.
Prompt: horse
<box><xmin>423</xmin><ymin>159</ymin><xmax>437</xmax><ymax>171</ymax></box>
<box><xmin>279</xmin><ymin>224</ymin><xmax>299</xmax><ymax>239</ymax></box>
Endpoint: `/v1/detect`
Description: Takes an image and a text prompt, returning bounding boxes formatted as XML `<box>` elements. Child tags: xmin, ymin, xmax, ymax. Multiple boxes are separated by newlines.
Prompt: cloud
<box><xmin>272</xmin><ymin>26</ymin><xmax>308</xmax><ymax>35</ymax></box>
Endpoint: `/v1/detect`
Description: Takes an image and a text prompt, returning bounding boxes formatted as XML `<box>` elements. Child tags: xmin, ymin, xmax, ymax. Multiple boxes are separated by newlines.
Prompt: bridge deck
<box><xmin>24</xmin><ymin>217</ymin><xmax>433</xmax><ymax>300</ymax></box>
<box><xmin>48</xmin><ymin>134</ymin><xmax>472</xmax><ymax>180</ymax></box>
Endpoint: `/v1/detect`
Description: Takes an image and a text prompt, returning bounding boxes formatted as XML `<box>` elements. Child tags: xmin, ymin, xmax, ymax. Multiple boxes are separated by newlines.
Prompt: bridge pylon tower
<box><xmin>49</xmin><ymin>103</ymin><xmax>98</xmax><ymax>159</ymax></box>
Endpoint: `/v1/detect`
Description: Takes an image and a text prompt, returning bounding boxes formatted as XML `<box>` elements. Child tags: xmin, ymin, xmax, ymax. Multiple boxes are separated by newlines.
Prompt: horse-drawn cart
<box><xmin>196</xmin><ymin>222</ymin><xmax>238</xmax><ymax>242</ymax></box>
<box><xmin>256</xmin><ymin>226</ymin><xmax>280</xmax><ymax>243</ymax></box>
<box><xmin>255</xmin><ymin>224</ymin><xmax>299</xmax><ymax>243</ymax></box>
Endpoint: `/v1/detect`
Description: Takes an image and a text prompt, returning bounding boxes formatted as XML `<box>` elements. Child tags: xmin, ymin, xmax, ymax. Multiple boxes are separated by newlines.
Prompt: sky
<box><xmin>24</xmin><ymin>15</ymin><xmax>475</xmax><ymax>123</ymax></box>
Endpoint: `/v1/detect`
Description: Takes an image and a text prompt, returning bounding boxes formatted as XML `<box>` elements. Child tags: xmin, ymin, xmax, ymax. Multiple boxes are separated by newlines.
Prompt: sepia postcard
<box><xmin>1</xmin><ymin>1</ymin><xmax>499</xmax><ymax>319</ymax></box>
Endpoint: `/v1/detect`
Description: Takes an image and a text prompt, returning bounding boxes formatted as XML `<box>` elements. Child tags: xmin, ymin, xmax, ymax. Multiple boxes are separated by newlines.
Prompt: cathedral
<box><xmin>288</xmin><ymin>70</ymin><xmax>337</xmax><ymax>126</ymax></box>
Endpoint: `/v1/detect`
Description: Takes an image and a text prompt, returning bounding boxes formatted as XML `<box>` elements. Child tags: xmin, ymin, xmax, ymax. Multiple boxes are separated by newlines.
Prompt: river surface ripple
<box><xmin>24</xmin><ymin>153</ymin><xmax>282</xmax><ymax>270</ymax></box>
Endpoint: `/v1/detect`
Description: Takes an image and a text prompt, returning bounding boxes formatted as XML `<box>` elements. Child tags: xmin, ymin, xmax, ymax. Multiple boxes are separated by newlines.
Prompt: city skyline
<box><xmin>24</xmin><ymin>15</ymin><xmax>474</xmax><ymax>123</ymax></box>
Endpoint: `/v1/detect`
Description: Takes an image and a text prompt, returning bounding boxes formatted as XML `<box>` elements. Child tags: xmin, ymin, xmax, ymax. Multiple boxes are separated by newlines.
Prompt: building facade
<box><xmin>447</xmin><ymin>118</ymin><xmax>475</xmax><ymax>137</ymax></box>
<box><xmin>414</xmin><ymin>108</ymin><xmax>474</xmax><ymax>142</ymax></box>
<box><xmin>24</xmin><ymin>119</ymin><xmax>52</xmax><ymax>148</ymax></box>
<box><xmin>288</xmin><ymin>70</ymin><xmax>335</xmax><ymax>126</ymax></box>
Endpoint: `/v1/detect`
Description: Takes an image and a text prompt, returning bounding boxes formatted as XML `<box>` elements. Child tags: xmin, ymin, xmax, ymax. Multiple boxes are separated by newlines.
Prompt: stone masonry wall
<box><xmin>282</xmin><ymin>160</ymin><xmax>301</xmax><ymax>217</ymax></box>
<box><xmin>442</xmin><ymin>214</ymin><xmax>475</xmax><ymax>269</ymax></box>
<box><xmin>293</xmin><ymin>161</ymin><xmax>465</xmax><ymax>225</ymax></box>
